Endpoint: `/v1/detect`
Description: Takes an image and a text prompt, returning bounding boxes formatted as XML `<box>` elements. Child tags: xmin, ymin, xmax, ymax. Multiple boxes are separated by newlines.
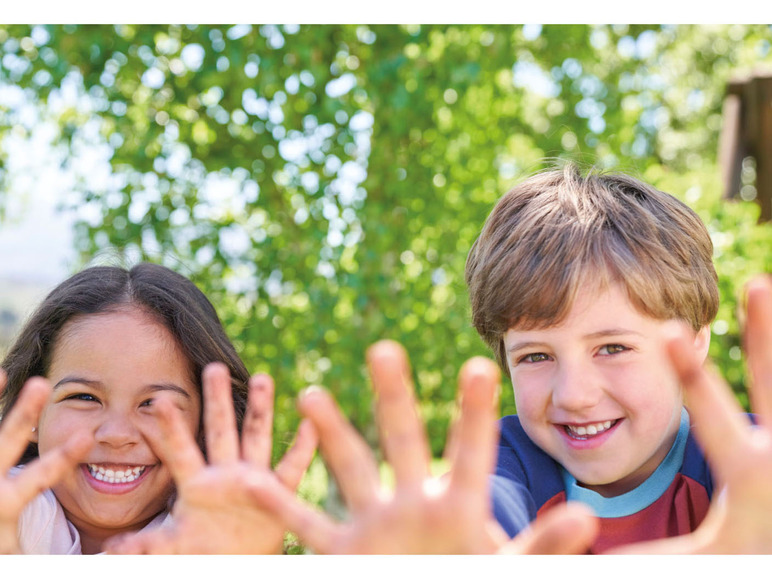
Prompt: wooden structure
<box><xmin>719</xmin><ymin>73</ymin><xmax>772</xmax><ymax>220</ymax></box>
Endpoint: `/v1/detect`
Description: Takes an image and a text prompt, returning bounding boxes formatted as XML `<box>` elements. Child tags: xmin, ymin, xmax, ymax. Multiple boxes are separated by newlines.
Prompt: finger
<box><xmin>246</xmin><ymin>472</ymin><xmax>343</xmax><ymax>554</ymax></box>
<box><xmin>743</xmin><ymin>276</ymin><xmax>772</xmax><ymax>427</ymax></box>
<box><xmin>105</xmin><ymin>528</ymin><xmax>175</xmax><ymax>555</ymax></box>
<box><xmin>367</xmin><ymin>340</ymin><xmax>430</xmax><ymax>490</ymax></box>
<box><xmin>241</xmin><ymin>373</ymin><xmax>275</xmax><ymax>467</ymax></box>
<box><xmin>142</xmin><ymin>397</ymin><xmax>205</xmax><ymax>482</ymax></box>
<box><xmin>665</xmin><ymin>323</ymin><xmax>749</xmax><ymax>465</ymax></box>
<box><xmin>297</xmin><ymin>386</ymin><xmax>380</xmax><ymax>511</ymax></box>
<box><xmin>103</xmin><ymin>532</ymin><xmax>146</xmax><ymax>555</ymax></box>
<box><xmin>0</xmin><ymin>377</ymin><xmax>51</xmax><ymax>473</ymax></box>
<box><xmin>13</xmin><ymin>431</ymin><xmax>93</xmax><ymax>505</ymax></box>
<box><xmin>607</xmin><ymin>523</ymin><xmax>712</xmax><ymax>554</ymax></box>
<box><xmin>202</xmin><ymin>363</ymin><xmax>240</xmax><ymax>463</ymax></box>
<box><xmin>501</xmin><ymin>502</ymin><xmax>598</xmax><ymax>554</ymax></box>
<box><xmin>274</xmin><ymin>418</ymin><xmax>319</xmax><ymax>491</ymax></box>
<box><xmin>447</xmin><ymin>357</ymin><xmax>501</xmax><ymax>496</ymax></box>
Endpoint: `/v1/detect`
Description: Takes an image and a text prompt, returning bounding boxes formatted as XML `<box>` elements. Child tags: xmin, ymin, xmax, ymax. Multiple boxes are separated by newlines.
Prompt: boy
<box><xmin>109</xmin><ymin>164</ymin><xmax>772</xmax><ymax>554</ymax></box>
<box><xmin>464</xmin><ymin>164</ymin><xmax>720</xmax><ymax>551</ymax></box>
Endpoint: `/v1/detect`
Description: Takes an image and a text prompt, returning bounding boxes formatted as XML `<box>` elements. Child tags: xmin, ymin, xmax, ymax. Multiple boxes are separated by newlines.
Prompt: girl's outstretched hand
<box><xmin>0</xmin><ymin>373</ymin><xmax>92</xmax><ymax>554</ymax></box>
<box><xmin>105</xmin><ymin>363</ymin><xmax>318</xmax><ymax>554</ymax></box>
<box><xmin>613</xmin><ymin>275</ymin><xmax>772</xmax><ymax>554</ymax></box>
<box><xmin>248</xmin><ymin>340</ymin><xmax>598</xmax><ymax>554</ymax></box>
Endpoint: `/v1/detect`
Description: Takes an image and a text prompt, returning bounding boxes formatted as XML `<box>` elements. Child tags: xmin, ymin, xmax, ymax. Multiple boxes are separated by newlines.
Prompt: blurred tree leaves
<box><xmin>2</xmin><ymin>24</ymin><xmax>772</xmax><ymax>455</ymax></box>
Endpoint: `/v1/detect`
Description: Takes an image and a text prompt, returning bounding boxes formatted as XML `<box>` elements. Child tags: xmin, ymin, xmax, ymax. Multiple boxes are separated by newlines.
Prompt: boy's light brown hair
<box><xmin>465</xmin><ymin>163</ymin><xmax>719</xmax><ymax>374</ymax></box>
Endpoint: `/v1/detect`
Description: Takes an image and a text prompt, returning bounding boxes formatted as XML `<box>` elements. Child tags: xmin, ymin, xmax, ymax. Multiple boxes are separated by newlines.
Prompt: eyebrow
<box><xmin>507</xmin><ymin>341</ymin><xmax>549</xmax><ymax>355</ymax></box>
<box><xmin>145</xmin><ymin>383</ymin><xmax>194</xmax><ymax>400</ymax></box>
<box><xmin>53</xmin><ymin>377</ymin><xmax>193</xmax><ymax>400</ymax></box>
<box><xmin>507</xmin><ymin>328</ymin><xmax>645</xmax><ymax>354</ymax></box>
<box><xmin>583</xmin><ymin>328</ymin><xmax>645</xmax><ymax>340</ymax></box>
<box><xmin>53</xmin><ymin>377</ymin><xmax>101</xmax><ymax>390</ymax></box>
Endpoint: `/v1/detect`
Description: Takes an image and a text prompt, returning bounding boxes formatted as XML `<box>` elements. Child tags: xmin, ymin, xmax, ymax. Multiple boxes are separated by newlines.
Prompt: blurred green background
<box><xmin>2</xmin><ymin>24</ymin><xmax>772</xmax><ymax>468</ymax></box>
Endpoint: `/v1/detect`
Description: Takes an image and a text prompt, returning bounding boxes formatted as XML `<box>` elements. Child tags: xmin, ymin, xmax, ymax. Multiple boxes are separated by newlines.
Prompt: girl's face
<box><xmin>35</xmin><ymin>307</ymin><xmax>201</xmax><ymax>553</ymax></box>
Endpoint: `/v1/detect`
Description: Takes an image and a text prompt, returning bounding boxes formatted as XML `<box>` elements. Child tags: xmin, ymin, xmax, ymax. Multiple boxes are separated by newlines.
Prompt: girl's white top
<box><xmin>13</xmin><ymin>467</ymin><xmax>171</xmax><ymax>554</ymax></box>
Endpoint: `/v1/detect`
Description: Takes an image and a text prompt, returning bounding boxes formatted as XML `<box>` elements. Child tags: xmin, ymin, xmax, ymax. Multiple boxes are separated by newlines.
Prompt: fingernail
<box><xmin>299</xmin><ymin>385</ymin><xmax>326</xmax><ymax>400</ymax></box>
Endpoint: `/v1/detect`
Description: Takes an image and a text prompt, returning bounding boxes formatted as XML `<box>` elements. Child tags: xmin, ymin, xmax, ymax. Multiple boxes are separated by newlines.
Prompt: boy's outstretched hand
<box><xmin>0</xmin><ymin>373</ymin><xmax>92</xmax><ymax>554</ymax></box>
<box><xmin>614</xmin><ymin>275</ymin><xmax>772</xmax><ymax>554</ymax></box>
<box><xmin>252</xmin><ymin>340</ymin><xmax>598</xmax><ymax>554</ymax></box>
<box><xmin>105</xmin><ymin>363</ymin><xmax>318</xmax><ymax>554</ymax></box>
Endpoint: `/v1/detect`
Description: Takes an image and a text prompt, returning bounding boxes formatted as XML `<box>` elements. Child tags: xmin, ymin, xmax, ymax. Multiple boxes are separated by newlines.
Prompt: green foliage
<box><xmin>1</xmin><ymin>24</ymin><xmax>772</xmax><ymax>458</ymax></box>
<box><xmin>641</xmin><ymin>164</ymin><xmax>772</xmax><ymax>409</ymax></box>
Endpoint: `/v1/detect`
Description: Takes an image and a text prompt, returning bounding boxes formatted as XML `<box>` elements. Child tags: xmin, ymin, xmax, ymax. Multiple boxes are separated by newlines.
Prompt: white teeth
<box><xmin>87</xmin><ymin>464</ymin><xmax>146</xmax><ymax>484</ymax></box>
<box><xmin>566</xmin><ymin>420</ymin><xmax>616</xmax><ymax>438</ymax></box>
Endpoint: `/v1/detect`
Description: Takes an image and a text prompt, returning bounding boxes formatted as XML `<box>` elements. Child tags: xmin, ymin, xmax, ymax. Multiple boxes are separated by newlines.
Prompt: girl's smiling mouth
<box><xmin>81</xmin><ymin>463</ymin><xmax>153</xmax><ymax>493</ymax></box>
<box><xmin>86</xmin><ymin>464</ymin><xmax>147</xmax><ymax>484</ymax></box>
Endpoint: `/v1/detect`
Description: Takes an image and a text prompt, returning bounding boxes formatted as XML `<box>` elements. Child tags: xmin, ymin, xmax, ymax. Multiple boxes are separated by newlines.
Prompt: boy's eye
<box><xmin>599</xmin><ymin>344</ymin><xmax>629</xmax><ymax>355</ymax></box>
<box><xmin>518</xmin><ymin>352</ymin><xmax>551</xmax><ymax>364</ymax></box>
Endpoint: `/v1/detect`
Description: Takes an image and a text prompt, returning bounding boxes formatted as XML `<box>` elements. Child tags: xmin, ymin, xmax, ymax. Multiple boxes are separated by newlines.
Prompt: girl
<box><xmin>0</xmin><ymin>263</ymin><xmax>316</xmax><ymax>554</ymax></box>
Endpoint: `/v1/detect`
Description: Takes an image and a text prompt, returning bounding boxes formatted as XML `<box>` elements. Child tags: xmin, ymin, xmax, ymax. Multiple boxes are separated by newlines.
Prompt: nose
<box><xmin>94</xmin><ymin>409</ymin><xmax>141</xmax><ymax>448</ymax></box>
<box><xmin>550</xmin><ymin>362</ymin><xmax>602</xmax><ymax>412</ymax></box>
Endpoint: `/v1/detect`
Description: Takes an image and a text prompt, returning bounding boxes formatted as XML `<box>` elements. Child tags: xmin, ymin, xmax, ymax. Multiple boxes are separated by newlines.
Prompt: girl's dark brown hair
<box><xmin>0</xmin><ymin>263</ymin><xmax>250</xmax><ymax>463</ymax></box>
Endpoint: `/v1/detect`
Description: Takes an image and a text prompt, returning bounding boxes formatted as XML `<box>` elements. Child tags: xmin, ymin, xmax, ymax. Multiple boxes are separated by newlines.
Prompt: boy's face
<box><xmin>503</xmin><ymin>282</ymin><xmax>707</xmax><ymax>497</ymax></box>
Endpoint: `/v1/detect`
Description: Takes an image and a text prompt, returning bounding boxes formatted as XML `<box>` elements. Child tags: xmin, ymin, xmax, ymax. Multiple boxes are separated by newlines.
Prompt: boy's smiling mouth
<box><xmin>563</xmin><ymin>419</ymin><xmax>620</xmax><ymax>440</ymax></box>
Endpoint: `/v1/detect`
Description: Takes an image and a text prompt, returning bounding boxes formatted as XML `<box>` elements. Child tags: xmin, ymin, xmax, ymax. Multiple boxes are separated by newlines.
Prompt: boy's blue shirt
<box><xmin>492</xmin><ymin>407</ymin><xmax>715</xmax><ymax>553</ymax></box>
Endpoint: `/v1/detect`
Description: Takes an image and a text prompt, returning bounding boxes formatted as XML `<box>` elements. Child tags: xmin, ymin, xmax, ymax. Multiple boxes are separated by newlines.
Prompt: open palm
<box><xmin>614</xmin><ymin>276</ymin><xmax>772</xmax><ymax>553</ymax></box>
<box><xmin>250</xmin><ymin>341</ymin><xmax>597</xmax><ymax>554</ymax></box>
<box><xmin>106</xmin><ymin>363</ymin><xmax>317</xmax><ymax>554</ymax></box>
<box><xmin>0</xmin><ymin>373</ymin><xmax>91</xmax><ymax>553</ymax></box>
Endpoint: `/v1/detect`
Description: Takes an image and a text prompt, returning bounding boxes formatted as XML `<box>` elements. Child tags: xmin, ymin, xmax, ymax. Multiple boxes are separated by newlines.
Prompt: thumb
<box><xmin>499</xmin><ymin>502</ymin><xmax>598</xmax><ymax>554</ymax></box>
<box><xmin>104</xmin><ymin>528</ymin><xmax>175</xmax><ymax>555</ymax></box>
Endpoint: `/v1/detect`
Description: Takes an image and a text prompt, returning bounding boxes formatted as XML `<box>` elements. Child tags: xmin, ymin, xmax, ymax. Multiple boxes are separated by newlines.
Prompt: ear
<box><xmin>693</xmin><ymin>325</ymin><xmax>712</xmax><ymax>364</ymax></box>
<box><xmin>30</xmin><ymin>426</ymin><xmax>39</xmax><ymax>444</ymax></box>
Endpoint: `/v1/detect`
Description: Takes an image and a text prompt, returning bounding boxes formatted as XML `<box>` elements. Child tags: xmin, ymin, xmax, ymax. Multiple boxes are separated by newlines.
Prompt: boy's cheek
<box><xmin>510</xmin><ymin>375</ymin><xmax>547</xmax><ymax>408</ymax></box>
<box><xmin>510</xmin><ymin>392</ymin><xmax>543</xmax><ymax>431</ymax></box>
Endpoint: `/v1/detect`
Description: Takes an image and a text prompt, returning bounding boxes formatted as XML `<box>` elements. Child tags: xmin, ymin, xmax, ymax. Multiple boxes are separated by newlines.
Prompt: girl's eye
<box><xmin>599</xmin><ymin>344</ymin><xmax>629</xmax><ymax>355</ymax></box>
<box><xmin>518</xmin><ymin>352</ymin><xmax>551</xmax><ymax>364</ymax></box>
<box><xmin>65</xmin><ymin>393</ymin><xmax>98</xmax><ymax>402</ymax></box>
<box><xmin>139</xmin><ymin>398</ymin><xmax>154</xmax><ymax>408</ymax></box>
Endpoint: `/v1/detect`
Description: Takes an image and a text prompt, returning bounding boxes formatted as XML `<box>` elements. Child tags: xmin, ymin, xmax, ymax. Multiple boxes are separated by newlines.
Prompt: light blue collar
<box><xmin>561</xmin><ymin>407</ymin><xmax>689</xmax><ymax>518</ymax></box>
